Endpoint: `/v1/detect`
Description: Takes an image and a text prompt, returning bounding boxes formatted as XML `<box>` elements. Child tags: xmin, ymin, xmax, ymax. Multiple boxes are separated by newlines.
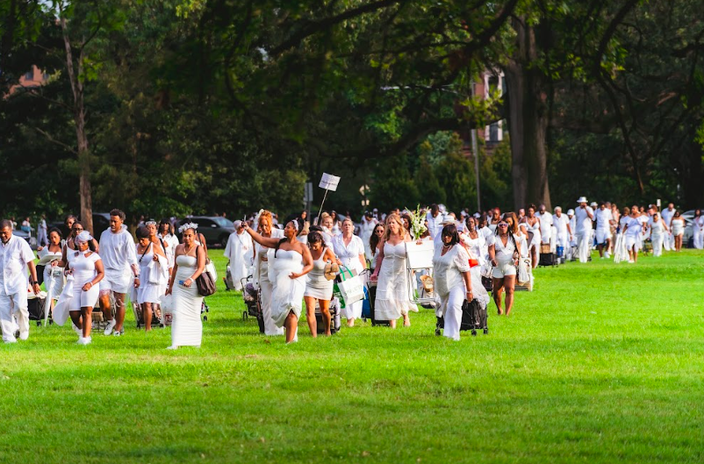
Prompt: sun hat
<box><xmin>567</xmin><ymin>209</ymin><xmax>575</xmax><ymax>215</ymax></box>
<box><xmin>576</xmin><ymin>196</ymin><xmax>588</xmax><ymax>204</ymax></box>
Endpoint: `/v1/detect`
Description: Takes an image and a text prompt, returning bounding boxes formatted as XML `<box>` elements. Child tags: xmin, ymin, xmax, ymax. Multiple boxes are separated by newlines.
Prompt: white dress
<box><xmin>38</xmin><ymin>247</ymin><xmax>64</xmax><ymax>300</ymax></box>
<box><xmin>67</xmin><ymin>251</ymin><xmax>101</xmax><ymax>309</ymax></box>
<box><xmin>360</xmin><ymin>218</ymin><xmax>378</xmax><ymax>260</ymax></box>
<box><xmin>374</xmin><ymin>242</ymin><xmax>417</xmax><ymax>320</ymax></box>
<box><xmin>671</xmin><ymin>218</ymin><xmax>684</xmax><ymax>237</ymax></box>
<box><xmin>305</xmin><ymin>248</ymin><xmax>333</xmax><ymax>300</ymax></box>
<box><xmin>136</xmin><ymin>244</ymin><xmax>168</xmax><ymax>304</ymax></box>
<box><xmin>693</xmin><ymin>216</ymin><xmax>704</xmax><ymax>249</ymax></box>
<box><xmin>333</xmin><ymin>235</ymin><xmax>366</xmax><ymax>319</ymax></box>
<box><xmin>269</xmin><ymin>249</ymin><xmax>305</xmax><ymax>327</ymax></box>
<box><xmin>171</xmin><ymin>254</ymin><xmax>203</xmax><ymax>347</ymax></box>
<box><xmin>254</xmin><ymin>229</ymin><xmax>285</xmax><ymax>336</ymax></box>
<box><xmin>223</xmin><ymin>231</ymin><xmax>253</xmax><ymax>291</ymax></box>
<box><xmin>650</xmin><ymin>220</ymin><xmax>666</xmax><ymax>257</ymax></box>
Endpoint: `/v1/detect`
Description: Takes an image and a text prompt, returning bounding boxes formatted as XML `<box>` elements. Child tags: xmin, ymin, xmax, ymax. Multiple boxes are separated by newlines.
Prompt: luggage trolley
<box><xmin>405</xmin><ymin>240</ymin><xmax>436</xmax><ymax>309</ymax></box>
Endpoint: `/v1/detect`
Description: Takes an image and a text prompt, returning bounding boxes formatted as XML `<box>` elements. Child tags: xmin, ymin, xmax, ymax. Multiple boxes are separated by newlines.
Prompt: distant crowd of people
<box><xmin>1</xmin><ymin>199</ymin><xmax>700</xmax><ymax>345</ymax></box>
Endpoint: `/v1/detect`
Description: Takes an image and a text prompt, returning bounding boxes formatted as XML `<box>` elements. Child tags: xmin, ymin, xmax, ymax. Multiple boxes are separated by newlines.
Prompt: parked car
<box><xmin>14</xmin><ymin>228</ymin><xmax>37</xmax><ymax>250</ymax></box>
<box><xmin>177</xmin><ymin>216</ymin><xmax>235</xmax><ymax>248</ymax></box>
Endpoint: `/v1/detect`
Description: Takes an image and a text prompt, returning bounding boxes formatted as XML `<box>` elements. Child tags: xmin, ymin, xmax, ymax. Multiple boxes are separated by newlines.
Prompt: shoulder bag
<box><xmin>195</xmin><ymin>245</ymin><xmax>217</xmax><ymax>297</ymax></box>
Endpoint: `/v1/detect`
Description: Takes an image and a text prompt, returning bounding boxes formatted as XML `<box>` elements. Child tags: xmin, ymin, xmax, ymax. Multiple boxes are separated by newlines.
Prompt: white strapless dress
<box><xmin>269</xmin><ymin>249</ymin><xmax>305</xmax><ymax>327</ymax></box>
<box><xmin>171</xmin><ymin>255</ymin><xmax>203</xmax><ymax>347</ymax></box>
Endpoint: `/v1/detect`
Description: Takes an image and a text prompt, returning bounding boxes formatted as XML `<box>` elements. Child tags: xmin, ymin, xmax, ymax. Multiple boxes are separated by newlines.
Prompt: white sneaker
<box><xmin>605</xmin><ymin>252</ymin><xmax>610</xmax><ymax>258</ymax></box>
<box><xmin>19</xmin><ymin>331</ymin><xmax>29</xmax><ymax>341</ymax></box>
<box><xmin>4</xmin><ymin>338</ymin><xmax>17</xmax><ymax>344</ymax></box>
<box><xmin>77</xmin><ymin>336</ymin><xmax>92</xmax><ymax>345</ymax></box>
<box><xmin>72</xmin><ymin>324</ymin><xmax>82</xmax><ymax>336</ymax></box>
<box><xmin>104</xmin><ymin>319</ymin><xmax>116</xmax><ymax>335</ymax></box>
<box><xmin>166</xmin><ymin>345</ymin><xmax>178</xmax><ymax>350</ymax></box>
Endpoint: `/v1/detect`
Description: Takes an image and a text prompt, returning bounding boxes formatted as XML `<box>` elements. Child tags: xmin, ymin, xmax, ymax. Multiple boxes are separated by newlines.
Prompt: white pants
<box><xmin>663</xmin><ymin>233</ymin><xmax>673</xmax><ymax>251</ymax></box>
<box><xmin>259</xmin><ymin>277</ymin><xmax>283</xmax><ymax>336</ymax></box>
<box><xmin>440</xmin><ymin>285</ymin><xmax>465</xmax><ymax>341</ymax></box>
<box><xmin>0</xmin><ymin>290</ymin><xmax>29</xmax><ymax>342</ymax></box>
<box><xmin>576</xmin><ymin>231</ymin><xmax>591</xmax><ymax>263</ymax></box>
<box><xmin>651</xmin><ymin>234</ymin><xmax>664</xmax><ymax>257</ymax></box>
<box><xmin>694</xmin><ymin>229</ymin><xmax>704</xmax><ymax>249</ymax></box>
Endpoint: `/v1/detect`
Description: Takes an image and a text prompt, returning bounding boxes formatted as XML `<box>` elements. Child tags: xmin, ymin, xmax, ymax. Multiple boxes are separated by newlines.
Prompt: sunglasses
<box><xmin>498</xmin><ymin>223</ymin><xmax>509</xmax><ymax>227</ymax></box>
<box><xmin>72</xmin><ymin>227</ymin><xmax>84</xmax><ymax>231</ymax></box>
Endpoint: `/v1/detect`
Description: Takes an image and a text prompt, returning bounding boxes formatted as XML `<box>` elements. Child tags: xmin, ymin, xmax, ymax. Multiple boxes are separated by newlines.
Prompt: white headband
<box><xmin>75</xmin><ymin>231</ymin><xmax>93</xmax><ymax>243</ymax></box>
<box><xmin>178</xmin><ymin>223</ymin><xmax>198</xmax><ymax>233</ymax></box>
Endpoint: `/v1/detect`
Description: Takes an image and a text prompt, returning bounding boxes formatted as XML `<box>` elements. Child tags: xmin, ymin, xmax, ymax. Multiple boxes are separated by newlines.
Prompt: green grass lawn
<box><xmin>2</xmin><ymin>250</ymin><xmax>704</xmax><ymax>463</ymax></box>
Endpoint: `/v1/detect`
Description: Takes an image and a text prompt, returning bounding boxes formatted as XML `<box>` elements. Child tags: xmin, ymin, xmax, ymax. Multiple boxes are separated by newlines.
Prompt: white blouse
<box><xmin>432</xmin><ymin>245</ymin><xmax>470</xmax><ymax>297</ymax></box>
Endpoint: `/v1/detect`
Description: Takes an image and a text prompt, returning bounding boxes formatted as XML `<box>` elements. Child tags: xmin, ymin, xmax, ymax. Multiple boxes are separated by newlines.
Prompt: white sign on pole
<box><xmin>319</xmin><ymin>173</ymin><xmax>341</xmax><ymax>191</ymax></box>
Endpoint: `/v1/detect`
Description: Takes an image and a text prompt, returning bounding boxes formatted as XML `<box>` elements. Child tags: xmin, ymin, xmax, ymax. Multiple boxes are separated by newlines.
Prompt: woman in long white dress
<box><xmin>37</xmin><ymin>228</ymin><xmax>65</xmax><ymax>314</ymax></box>
<box><xmin>333</xmin><ymin>218</ymin><xmax>366</xmax><ymax>327</ymax></box>
<box><xmin>693</xmin><ymin>210</ymin><xmax>704</xmax><ymax>250</ymax></box>
<box><xmin>64</xmin><ymin>231</ymin><xmax>104</xmax><ymax>345</ymax></box>
<box><xmin>649</xmin><ymin>212</ymin><xmax>669</xmax><ymax>257</ymax></box>
<box><xmin>434</xmin><ymin>224</ymin><xmax>489</xmax><ymax>341</ymax></box>
<box><xmin>135</xmin><ymin>226</ymin><xmax>168</xmax><ymax>331</ymax></box>
<box><xmin>245</xmin><ymin>219</ymin><xmax>313</xmax><ymax>343</ymax></box>
<box><xmin>613</xmin><ymin>207</ymin><xmax>631</xmax><ymax>263</ymax></box>
<box><xmin>223</xmin><ymin>221</ymin><xmax>254</xmax><ymax>291</ymax></box>
<box><xmin>253</xmin><ymin>211</ymin><xmax>285</xmax><ymax>336</ymax></box>
<box><xmin>670</xmin><ymin>211</ymin><xmax>685</xmax><ymax>252</ymax></box>
<box><xmin>370</xmin><ymin>213</ymin><xmax>416</xmax><ymax>328</ymax></box>
<box><xmin>304</xmin><ymin>231</ymin><xmax>338</xmax><ymax>337</ymax></box>
<box><xmin>165</xmin><ymin>225</ymin><xmax>206</xmax><ymax>349</ymax></box>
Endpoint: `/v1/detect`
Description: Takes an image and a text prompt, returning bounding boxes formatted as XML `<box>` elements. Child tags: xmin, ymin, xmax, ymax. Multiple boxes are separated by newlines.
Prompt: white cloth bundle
<box><xmin>52</xmin><ymin>274</ymin><xmax>74</xmax><ymax>326</ymax></box>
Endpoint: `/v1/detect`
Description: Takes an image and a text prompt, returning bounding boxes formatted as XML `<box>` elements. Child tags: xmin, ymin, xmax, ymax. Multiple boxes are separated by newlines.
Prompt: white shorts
<box><xmin>596</xmin><ymin>229</ymin><xmax>611</xmax><ymax>245</ymax></box>
<box><xmin>99</xmin><ymin>268</ymin><xmax>132</xmax><ymax>295</ymax></box>
<box><xmin>624</xmin><ymin>235</ymin><xmax>638</xmax><ymax>249</ymax></box>
<box><xmin>492</xmin><ymin>261</ymin><xmax>517</xmax><ymax>279</ymax></box>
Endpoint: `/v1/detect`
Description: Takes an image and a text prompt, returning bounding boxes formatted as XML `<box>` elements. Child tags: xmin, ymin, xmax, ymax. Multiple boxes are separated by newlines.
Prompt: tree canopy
<box><xmin>1</xmin><ymin>0</ymin><xmax>703</xmax><ymax>226</ymax></box>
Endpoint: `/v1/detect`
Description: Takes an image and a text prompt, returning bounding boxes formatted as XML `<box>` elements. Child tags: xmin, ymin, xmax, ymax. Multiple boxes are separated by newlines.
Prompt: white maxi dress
<box><xmin>269</xmin><ymin>249</ymin><xmax>306</xmax><ymax>328</ymax></box>
<box><xmin>333</xmin><ymin>235</ymin><xmax>365</xmax><ymax>320</ymax></box>
<box><xmin>171</xmin><ymin>254</ymin><xmax>203</xmax><ymax>347</ymax></box>
<box><xmin>650</xmin><ymin>220</ymin><xmax>666</xmax><ymax>257</ymax></box>
<box><xmin>374</xmin><ymin>242</ymin><xmax>417</xmax><ymax>320</ymax></box>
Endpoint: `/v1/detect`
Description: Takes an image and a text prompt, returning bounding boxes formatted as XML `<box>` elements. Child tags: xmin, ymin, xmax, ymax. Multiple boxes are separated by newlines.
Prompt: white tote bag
<box><xmin>336</xmin><ymin>267</ymin><xmax>365</xmax><ymax>308</ymax></box>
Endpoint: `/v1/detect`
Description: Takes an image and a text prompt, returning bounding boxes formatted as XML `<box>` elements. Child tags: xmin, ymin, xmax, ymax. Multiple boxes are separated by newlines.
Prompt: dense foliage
<box><xmin>1</xmin><ymin>0</ymin><xmax>703</xmax><ymax>227</ymax></box>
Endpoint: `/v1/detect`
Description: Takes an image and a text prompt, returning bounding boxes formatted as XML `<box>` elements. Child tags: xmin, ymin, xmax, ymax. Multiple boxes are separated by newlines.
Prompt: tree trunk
<box><xmin>504</xmin><ymin>17</ymin><xmax>551</xmax><ymax>210</ymax></box>
<box><xmin>61</xmin><ymin>15</ymin><xmax>94</xmax><ymax>234</ymax></box>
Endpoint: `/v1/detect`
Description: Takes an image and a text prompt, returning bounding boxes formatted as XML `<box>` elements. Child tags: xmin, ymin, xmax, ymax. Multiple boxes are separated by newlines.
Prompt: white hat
<box><xmin>590</xmin><ymin>201</ymin><xmax>598</xmax><ymax>208</ymax></box>
<box><xmin>567</xmin><ymin>209</ymin><xmax>575</xmax><ymax>216</ymax></box>
<box><xmin>576</xmin><ymin>196</ymin><xmax>588</xmax><ymax>204</ymax></box>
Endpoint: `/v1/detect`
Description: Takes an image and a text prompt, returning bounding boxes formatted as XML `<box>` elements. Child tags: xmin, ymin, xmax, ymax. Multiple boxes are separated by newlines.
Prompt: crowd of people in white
<box><xmin>1</xmin><ymin>199</ymin><xmax>701</xmax><ymax>345</ymax></box>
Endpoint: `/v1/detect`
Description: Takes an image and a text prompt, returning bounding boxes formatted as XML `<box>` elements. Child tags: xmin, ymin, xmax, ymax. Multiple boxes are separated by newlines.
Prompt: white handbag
<box><xmin>405</xmin><ymin>241</ymin><xmax>434</xmax><ymax>270</ymax></box>
<box><xmin>335</xmin><ymin>267</ymin><xmax>365</xmax><ymax>308</ymax></box>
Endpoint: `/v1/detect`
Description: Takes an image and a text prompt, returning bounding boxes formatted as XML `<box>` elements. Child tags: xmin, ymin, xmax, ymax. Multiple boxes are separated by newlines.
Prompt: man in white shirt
<box><xmin>0</xmin><ymin>220</ymin><xmax>42</xmax><ymax>343</ymax></box>
<box><xmin>99</xmin><ymin>209</ymin><xmax>139</xmax><ymax>336</ymax></box>
<box><xmin>425</xmin><ymin>204</ymin><xmax>442</xmax><ymax>240</ymax></box>
<box><xmin>594</xmin><ymin>202</ymin><xmax>613</xmax><ymax>259</ymax></box>
<box><xmin>661</xmin><ymin>202</ymin><xmax>675</xmax><ymax>251</ymax></box>
<box><xmin>538</xmin><ymin>204</ymin><xmax>553</xmax><ymax>247</ymax></box>
<box><xmin>223</xmin><ymin>221</ymin><xmax>253</xmax><ymax>291</ymax></box>
<box><xmin>574</xmin><ymin>197</ymin><xmax>594</xmax><ymax>263</ymax></box>
<box><xmin>552</xmin><ymin>207</ymin><xmax>572</xmax><ymax>256</ymax></box>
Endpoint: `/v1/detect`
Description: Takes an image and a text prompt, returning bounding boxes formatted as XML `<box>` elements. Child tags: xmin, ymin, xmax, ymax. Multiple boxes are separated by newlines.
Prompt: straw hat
<box><xmin>576</xmin><ymin>196</ymin><xmax>588</xmax><ymax>204</ymax></box>
<box><xmin>324</xmin><ymin>262</ymin><xmax>340</xmax><ymax>281</ymax></box>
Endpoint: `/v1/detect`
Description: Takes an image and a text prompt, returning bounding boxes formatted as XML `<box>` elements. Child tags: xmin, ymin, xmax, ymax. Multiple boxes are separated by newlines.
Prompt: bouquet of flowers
<box><xmin>406</xmin><ymin>204</ymin><xmax>428</xmax><ymax>240</ymax></box>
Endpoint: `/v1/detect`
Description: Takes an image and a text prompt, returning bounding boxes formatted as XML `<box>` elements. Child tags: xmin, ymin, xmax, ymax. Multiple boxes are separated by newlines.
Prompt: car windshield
<box><xmin>213</xmin><ymin>217</ymin><xmax>233</xmax><ymax>228</ymax></box>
